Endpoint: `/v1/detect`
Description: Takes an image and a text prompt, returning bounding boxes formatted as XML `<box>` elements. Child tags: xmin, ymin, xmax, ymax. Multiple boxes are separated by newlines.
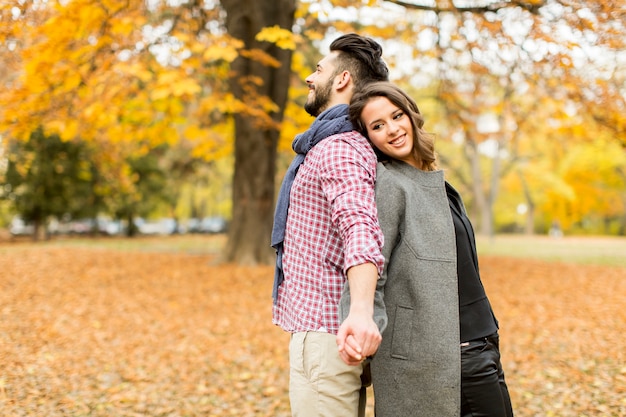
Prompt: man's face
<box><xmin>304</xmin><ymin>52</ymin><xmax>340</xmax><ymax>117</ymax></box>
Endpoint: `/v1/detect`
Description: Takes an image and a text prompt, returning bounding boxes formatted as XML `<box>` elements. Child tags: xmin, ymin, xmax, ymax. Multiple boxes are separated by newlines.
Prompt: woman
<box><xmin>341</xmin><ymin>82</ymin><xmax>514</xmax><ymax>417</ymax></box>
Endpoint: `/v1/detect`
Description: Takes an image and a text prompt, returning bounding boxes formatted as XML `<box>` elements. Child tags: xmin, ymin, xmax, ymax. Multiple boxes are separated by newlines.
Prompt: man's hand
<box><xmin>336</xmin><ymin>262</ymin><xmax>381</xmax><ymax>366</ymax></box>
<box><xmin>337</xmin><ymin>310</ymin><xmax>381</xmax><ymax>366</ymax></box>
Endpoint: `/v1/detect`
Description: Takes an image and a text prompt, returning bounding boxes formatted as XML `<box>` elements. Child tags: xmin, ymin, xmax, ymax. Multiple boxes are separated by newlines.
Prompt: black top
<box><xmin>446</xmin><ymin>184</ymin><xmax>499</xmax><ymax>343</ymax></box>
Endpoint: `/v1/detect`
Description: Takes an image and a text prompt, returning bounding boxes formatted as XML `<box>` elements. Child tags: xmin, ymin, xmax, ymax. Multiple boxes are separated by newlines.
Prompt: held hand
<box><xmin>337</xmin><ymin>334</ymin><xmax>363</xmax><ymax>366</ymax></box>
<box><xmin>338</xmin><ymin>262</ymin><xmax>381</xmax><ymax>366</ymax></box>
<box><xmin>336</xmin><ymin>312</ymin><xmax>381</xmax><ymax>366</ymax></box>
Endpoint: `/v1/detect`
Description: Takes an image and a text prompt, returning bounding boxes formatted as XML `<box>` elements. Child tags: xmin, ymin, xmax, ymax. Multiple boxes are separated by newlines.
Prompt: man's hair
<box><xmin>329</xmin><ymin>33</ymin><xmax>389</xmax><ymax>90</ymax></box>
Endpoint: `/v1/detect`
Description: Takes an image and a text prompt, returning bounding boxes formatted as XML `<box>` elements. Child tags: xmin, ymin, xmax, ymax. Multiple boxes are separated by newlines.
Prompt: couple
<box><xmin>271</xmin><ymin>33</ymin><xmax>513</xmax><ymax>417</ymax></box>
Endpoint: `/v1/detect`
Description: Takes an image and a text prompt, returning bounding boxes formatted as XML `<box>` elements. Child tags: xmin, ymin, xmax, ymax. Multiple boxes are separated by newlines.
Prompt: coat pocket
<box><xmin>390</xmin><ymin>304</ymin><xmax>414</xmax><ymax>360</ymax></box>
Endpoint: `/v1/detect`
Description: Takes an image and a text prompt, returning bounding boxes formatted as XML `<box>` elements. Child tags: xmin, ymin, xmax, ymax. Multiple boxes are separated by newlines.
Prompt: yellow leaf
<box><xmin>240</xmin><ymin>49</ymin><xmax>281</xmax><ymax>68</ymax></box>
<box><xmin>110</xmin><ymin>16</ymin><xmax>137</xmax><ymax>36</ymax></box>
<box><xmin>45</xmin><ymin>119</ymin><xmax>78</xmax><ymax>141</ymax></box>
<box><xmin>214</xmin><ymin>93</ymin><xmax>246</xmax><ymax>114</ymax></box>
<box><xmin>255</xmin><ymin>25</ymin><xmax>296</xmax><ymax>50</ymax></box>
<box><xmin>150</xmin><ymin>87</ymin><xmax>171</xmax><ymax>101</ymax></box>
<box><xmin>157</xmin><ymin>71</ymin><xmax>181</xmax><ymax>85</ymax></box>
<box><xmin>183</xmin><ymin>125</ymin><xmax>206</xmax><ymax>141</ymax></box>
<box><xmin>60</xmin><ymin>119</ymin><xmax>78</xmax><ymax>141</ymax></box>
<box><xmin>203</xmin><ymin>44</ymin><xmax>239</xmax><ymax>63</ymax></box>
<box><xmin>119</xmin><ymin>63</ymin><xmax>153</xmax><ymax>83</ymax></box>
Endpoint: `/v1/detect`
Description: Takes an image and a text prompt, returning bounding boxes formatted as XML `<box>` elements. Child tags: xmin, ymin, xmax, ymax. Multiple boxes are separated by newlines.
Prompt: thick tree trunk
<box><xmin>220</xmin><ymin>0</ymin><xmax>295</xmax><ymax>265</ymax></box>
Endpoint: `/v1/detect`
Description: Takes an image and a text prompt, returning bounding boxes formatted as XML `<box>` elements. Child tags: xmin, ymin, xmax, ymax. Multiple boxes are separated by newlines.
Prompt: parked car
<box><xmin>134</xmin><ymin>218</ymin><xmax>179</xmax><ymax>235</ymax></box>
<box><xmin>9</xmin><ymin>217</ymin><xmax>34</xmax><ymax>236</ymax></box>
<box><xmin>187</xmin><ymin>217</ymin><xmax>228</xmax><ymax>234</ymax></box>
<box><xmin>65</xmin><ymin>218</ymin><xmax>122</xmax><ymax>236</ymax></box>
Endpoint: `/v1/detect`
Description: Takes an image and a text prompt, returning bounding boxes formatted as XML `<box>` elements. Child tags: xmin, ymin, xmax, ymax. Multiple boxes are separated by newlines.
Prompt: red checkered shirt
<box><xmin>272</xmin><ymin>131</ymin><xmax>385</xmax><ymax>335</ymax></box>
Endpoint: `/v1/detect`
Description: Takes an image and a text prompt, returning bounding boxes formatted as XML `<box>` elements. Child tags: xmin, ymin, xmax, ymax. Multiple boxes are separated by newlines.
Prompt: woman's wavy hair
<box><xmin>349</xmin><ymin>81</ymin><xmax>437</xmax><ymax>171</ymax></box>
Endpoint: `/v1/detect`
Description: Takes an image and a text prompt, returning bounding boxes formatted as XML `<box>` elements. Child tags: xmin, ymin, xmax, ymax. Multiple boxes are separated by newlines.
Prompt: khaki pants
<box><xmin>289</xmin><ymin>331</ymin><xmax>365</xmax><ymax>417</ymax></box>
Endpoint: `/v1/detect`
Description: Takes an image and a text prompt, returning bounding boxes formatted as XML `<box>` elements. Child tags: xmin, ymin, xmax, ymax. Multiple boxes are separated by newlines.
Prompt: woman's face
<box><xmin>360</xmin><ymin>96</ymin><xmax>418</xmax><ymax>168</ymax></box>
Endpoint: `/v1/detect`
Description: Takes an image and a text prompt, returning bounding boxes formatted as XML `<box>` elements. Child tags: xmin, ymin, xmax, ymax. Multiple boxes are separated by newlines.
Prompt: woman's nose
<box><xmin>387</xmin><ymin>121</ymin><xmax>399</xmax><ymax>135</ymax></box>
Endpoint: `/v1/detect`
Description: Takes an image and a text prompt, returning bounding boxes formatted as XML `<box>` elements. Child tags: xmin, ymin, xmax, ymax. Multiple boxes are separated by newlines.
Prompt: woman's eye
<box><xmin>393</xmin><ymin>112</ymin><xmax>404</xmax><ymax>120</ymax></box>
<box><xmin>372</xmin><ymin>123</ymin><xmax>383</xmax><ymax>131</ymax></box>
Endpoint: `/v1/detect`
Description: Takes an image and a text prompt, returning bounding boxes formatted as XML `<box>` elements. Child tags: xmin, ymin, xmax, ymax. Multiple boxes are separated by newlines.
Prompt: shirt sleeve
<box><xmin>319</xmin><ymin>134</ymin><xmax>385</xmax><ymax>277</ymax></box>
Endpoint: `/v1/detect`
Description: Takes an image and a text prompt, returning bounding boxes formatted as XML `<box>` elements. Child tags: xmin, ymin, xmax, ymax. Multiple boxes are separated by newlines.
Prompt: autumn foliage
<box><xmin>2</xmin><ymin>1</ymin><xmax>625</xmax><ymax>265</ymax></box>
<box><xmin>1</xmin><ymin>236</ymin><xmax>625</xmax><ymax>416</ymax></box>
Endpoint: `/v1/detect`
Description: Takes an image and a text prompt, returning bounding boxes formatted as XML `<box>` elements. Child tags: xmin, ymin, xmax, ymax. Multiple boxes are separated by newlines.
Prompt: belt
<box><xmin>460</xmin><ymin>334</ymin><xmax>494</xmax><ymax>347</ymax></box>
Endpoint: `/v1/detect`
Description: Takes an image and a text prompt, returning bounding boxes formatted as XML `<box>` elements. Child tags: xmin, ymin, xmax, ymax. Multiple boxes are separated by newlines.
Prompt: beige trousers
<box><xmin>289</xmin><ymin>331</ymin><xmax>365</xmax><ymax>417</ymax></box>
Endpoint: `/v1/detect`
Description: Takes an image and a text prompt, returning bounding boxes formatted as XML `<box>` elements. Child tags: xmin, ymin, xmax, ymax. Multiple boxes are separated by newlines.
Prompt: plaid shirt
<box><xmin>272</xmin><ymin>131</ymin><xmax>385</xmax><ymax>335</ymax></box>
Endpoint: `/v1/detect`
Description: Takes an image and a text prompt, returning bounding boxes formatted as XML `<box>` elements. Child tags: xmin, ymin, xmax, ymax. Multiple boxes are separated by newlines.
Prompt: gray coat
<box><xmin>340</xmin><ymin>160</ymin><xmax>460</xmax><ymax>417</ymax></box>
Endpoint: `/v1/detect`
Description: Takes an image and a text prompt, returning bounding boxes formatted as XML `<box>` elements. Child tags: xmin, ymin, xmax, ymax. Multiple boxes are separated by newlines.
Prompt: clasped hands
<box><xmin>336</xmin><ymin>311</ymin><xmax>382</xmax><ymax>366</ymax></box>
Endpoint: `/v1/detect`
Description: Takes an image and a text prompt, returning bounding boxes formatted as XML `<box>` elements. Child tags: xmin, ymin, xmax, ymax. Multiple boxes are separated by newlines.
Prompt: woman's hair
<box><xmin>349</xmin><ymin>81</ymin><xmax>437</xmax><ymax>171</ymax></box>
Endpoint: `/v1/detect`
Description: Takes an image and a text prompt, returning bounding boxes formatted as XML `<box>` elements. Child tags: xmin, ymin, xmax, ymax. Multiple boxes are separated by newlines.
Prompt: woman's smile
<box><xmin>360</xmin><ymin>96</ymin><xmax>419</xmax><ymax>168</ymax></box>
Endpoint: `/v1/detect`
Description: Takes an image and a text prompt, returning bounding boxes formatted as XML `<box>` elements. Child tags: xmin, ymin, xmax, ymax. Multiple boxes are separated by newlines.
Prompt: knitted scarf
<box><xmin>271</xmin><ymin>104</ymin><xmax>354</xmax><ymax>301</ymax></box>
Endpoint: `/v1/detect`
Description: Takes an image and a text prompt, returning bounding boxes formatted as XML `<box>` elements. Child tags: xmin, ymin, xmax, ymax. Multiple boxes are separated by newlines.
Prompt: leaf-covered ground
<box><xmin>1</xmin><ymin>238</ymin><xmax>625</xmax><ymax>416</ymax></box>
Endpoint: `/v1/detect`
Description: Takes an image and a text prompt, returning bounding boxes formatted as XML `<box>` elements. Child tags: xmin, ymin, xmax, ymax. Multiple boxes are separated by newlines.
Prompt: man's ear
<box><xmin>335</xmin><ymin>70</ymin><xmax>352</xmax><ymax>90</ymax></box>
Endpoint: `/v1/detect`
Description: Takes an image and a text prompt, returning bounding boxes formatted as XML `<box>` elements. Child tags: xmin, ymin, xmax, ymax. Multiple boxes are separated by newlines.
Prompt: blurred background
<box><xmin>1</xmin><ymin>0</ymin><xmax>624</xmax><ymax>263</ymax></box>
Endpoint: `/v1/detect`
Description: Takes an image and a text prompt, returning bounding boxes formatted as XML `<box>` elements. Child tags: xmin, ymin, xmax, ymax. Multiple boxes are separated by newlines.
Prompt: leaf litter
<box><xmin>0</xmin><ymin>240</ymin><xmax>624</xmax><ymax>416</ymax></box>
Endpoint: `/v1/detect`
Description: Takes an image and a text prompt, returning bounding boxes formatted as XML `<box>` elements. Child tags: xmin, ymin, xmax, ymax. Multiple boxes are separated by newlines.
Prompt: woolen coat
<box><xmin>340</xmin><ymin>160</ymin><xmax>460</xmax><ymax>417</ymax></box>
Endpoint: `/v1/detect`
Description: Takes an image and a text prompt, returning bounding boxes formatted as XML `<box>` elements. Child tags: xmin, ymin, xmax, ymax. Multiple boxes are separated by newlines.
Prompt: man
<box><xmin>271</xmin><ymin>33</ymin><xmax>389</xmax><ymax>416</ymax></box>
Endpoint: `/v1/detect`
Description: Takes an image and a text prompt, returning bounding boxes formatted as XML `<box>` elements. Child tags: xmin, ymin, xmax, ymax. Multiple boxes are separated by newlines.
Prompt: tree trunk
<box><xmin>220</xmin><ymin>0</ymin><xmax>296</xmax><ymax>265</ymax></box>
<box><xmin>487</xmin><ymin>138</ymin><xmax>501</xmax><ymax>238</ymax></box>
<box><xmin>465</xmin><ymin>139</ymin><xmax>491</xmax><ymax>236</ymax></box>
<box><xmin>518</xmin><ymin>169</ymin><xmax>536</xmax><ymax>235</ymax></box>
<box><xmin>32</xmin><ymin>219</ymin><xmax>42</xmax><ymax>242</ymax></box>
<box><xmin>621</xmin><ymin>195</ymin><xmax>626</xmax><ymax>236</ymax></box>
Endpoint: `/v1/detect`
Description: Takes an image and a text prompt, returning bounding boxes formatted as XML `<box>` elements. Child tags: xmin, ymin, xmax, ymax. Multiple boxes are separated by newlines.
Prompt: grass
<box><xmin>2</xmin><ymin>232</ymin><xmax>626</xmax><ymax>268</ymax></box>
<box><xmin>0</xmin><ymin>233</ymin><xmax>227</xmax><ymax>255</ymax></box>
<box><xmin>476</xmin><ymin>234</ymin><xmax>626</xmax><ymax>267</ymax></box>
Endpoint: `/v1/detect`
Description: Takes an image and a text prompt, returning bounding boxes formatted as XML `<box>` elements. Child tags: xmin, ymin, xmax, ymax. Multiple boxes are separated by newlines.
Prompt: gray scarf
<box><xmin>271</xmin><ymin>104</ymin><xmax>354</xmax><ymax>301</ymax></box>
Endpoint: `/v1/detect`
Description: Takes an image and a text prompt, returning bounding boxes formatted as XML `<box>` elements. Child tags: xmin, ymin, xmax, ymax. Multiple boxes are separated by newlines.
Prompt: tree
<box><xmin>2</xmin><ymin>128</ymin><xmax>92</xmax><ymax>239</ymax></box>
<box><xmin>0</xmin><ymin>0</ymin><xmax>297</xmax><ymax>262</ymax></box>
<box><xmin>112</xmin><ymin>146</ymin><xmax>174</xmax><ymax>236</ymax></box>
<box><xmin>373</xmin><ymin>0</ymin><xmax>626</xmax><ymax>236</ymax></box>
<box><xmin>219</xmin><ymin>2</ymin><xmax>296</xmax><ymax>264</ymax></box>
<box><xmin>1</xmin><ymin>0</ymin><xmax>624</xmax><ymax>260</ymax></box>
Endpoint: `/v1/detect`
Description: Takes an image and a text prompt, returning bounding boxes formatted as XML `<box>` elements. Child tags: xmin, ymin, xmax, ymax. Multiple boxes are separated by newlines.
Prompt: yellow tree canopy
<box><xmin>0</xmin><ymin>1</ymin><xmax>243</xmax><ymax>159</ymax></box>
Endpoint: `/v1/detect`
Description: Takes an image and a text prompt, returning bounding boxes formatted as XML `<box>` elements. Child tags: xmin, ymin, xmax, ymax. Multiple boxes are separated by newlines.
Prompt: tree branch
<box><xmin>384</xmin><ymin>0</ymin><xmax>544</xmax><ymax>14</ymax></box>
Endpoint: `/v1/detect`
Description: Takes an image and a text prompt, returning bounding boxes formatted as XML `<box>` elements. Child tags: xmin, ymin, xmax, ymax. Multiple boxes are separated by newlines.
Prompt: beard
<box><xmin>304</xmin><ymin>77</ymin><xmax>334</xmax><ymax>117</ymax></box>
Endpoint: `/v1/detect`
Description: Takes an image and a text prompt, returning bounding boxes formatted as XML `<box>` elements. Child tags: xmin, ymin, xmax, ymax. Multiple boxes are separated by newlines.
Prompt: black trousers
<box><xmin>461</xmin><ymin>333</ymin><xmax>514</xmax><ymax>417</ymax></box>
